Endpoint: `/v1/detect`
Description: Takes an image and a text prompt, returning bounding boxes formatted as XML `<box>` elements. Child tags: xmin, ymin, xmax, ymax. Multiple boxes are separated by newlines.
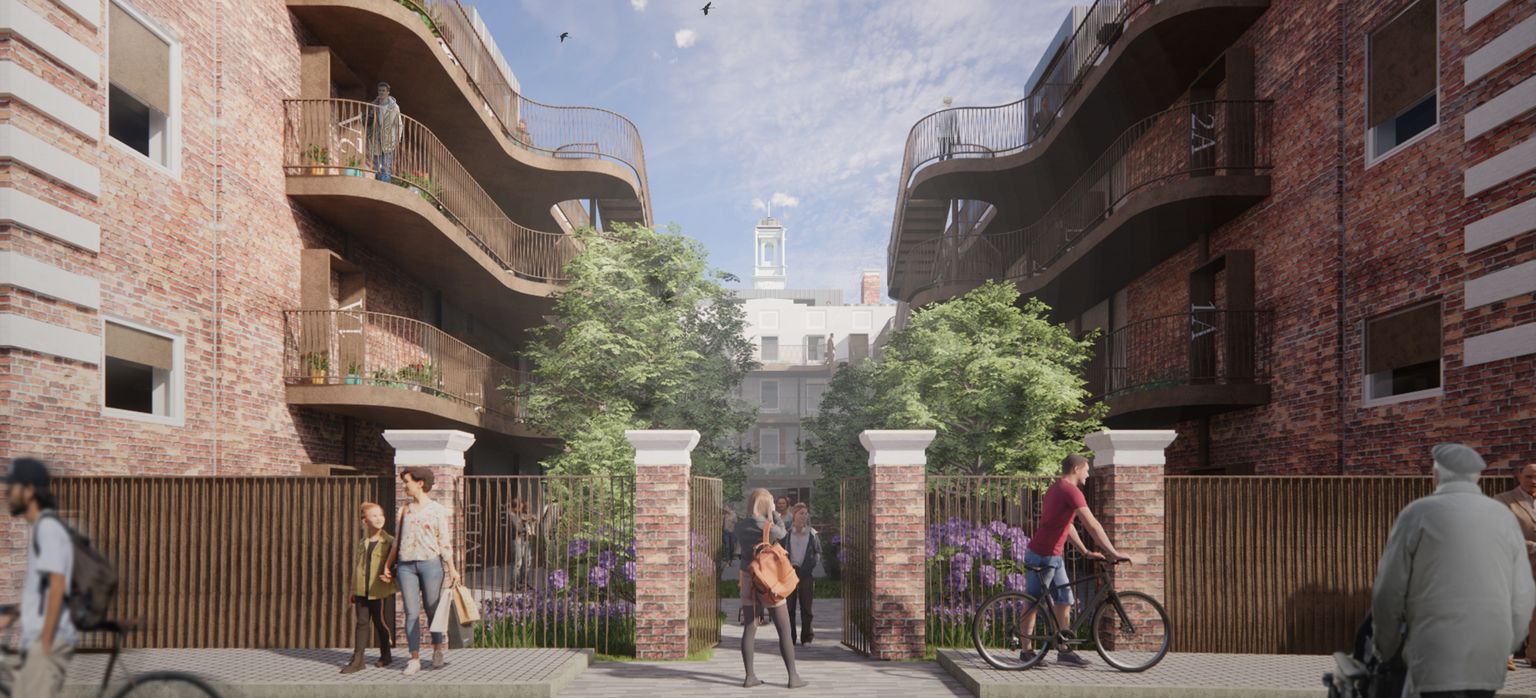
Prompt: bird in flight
<box><xmin>702</xmin><ymin>2</ymin><xmax>712</xmax><ymax>15</ymax></box>
<box><xmin>559</xmin><ymin>31</ymin><xmax>569</xmax><ymax>42</ymax></box>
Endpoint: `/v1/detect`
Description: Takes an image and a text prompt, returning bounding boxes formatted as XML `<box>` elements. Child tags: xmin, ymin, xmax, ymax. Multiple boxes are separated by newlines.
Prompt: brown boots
<box><xmin>341</xmin><ymin>600</ymin><xmax>393</xmax><ymax>673</ymax></box>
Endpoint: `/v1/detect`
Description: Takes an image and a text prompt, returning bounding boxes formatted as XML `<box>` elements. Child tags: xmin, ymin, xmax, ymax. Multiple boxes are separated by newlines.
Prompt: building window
<box><xmin>760</xmin><ymin>336</ymin><xmax>779</xmax><ymax>361</ymax></box>
<box><xmin>103</xmin><ymin>320</ymin><xmax>181</xmax><ymax>421</ymax></box>
<box><xmin>760</xmin><ymin>311</ymin><xmax>779</xmax><ymax>330</ymax></box>
<box><xmin>763</xmin><ymin>242</ymin><xmax>777</xmax><ymax>265</ymax></box>
<box><xmin>1364</xmin><ymin>301</ymin><xmax>1442</xmax><ymax>402</ymax></box>
<box><xmin>806</xmin><ymin>335</ymin><xmax>825</xmax><ymax>361</ymax></box>
<box><xmin>1367</xmin><ymin>0</ymin><xmax>1437</xmax><ymax>161</ymax></box>
<box><xmin>109</xmin><ymin>1</ymin><xmax>177</xmax><ymax>169</ymax></box>
<box><xmin>760</xmin><ymin>428</ymin><xmax>781</xmax><ymax>467</ymax></box>
<box><xmin>802</xmin><ymin>380</ymin><xmax>826</xmax><ymax>414</ymax></box>
<box><xmin>760</xmin><ymin>380</ymin><xmax>779</xmax><ymax>412</ymax></box>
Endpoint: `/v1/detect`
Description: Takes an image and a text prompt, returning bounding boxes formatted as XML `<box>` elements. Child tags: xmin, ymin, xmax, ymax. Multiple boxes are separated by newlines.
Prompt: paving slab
<box><xmin>62</xmin><ymin>647</ymin><xmax>590</xmax><ymax>698</ymax></box>
<box><xmin>937</xmin><ymin>648</ymin><xmax>1536</xmax><ymax>698</ymax></box>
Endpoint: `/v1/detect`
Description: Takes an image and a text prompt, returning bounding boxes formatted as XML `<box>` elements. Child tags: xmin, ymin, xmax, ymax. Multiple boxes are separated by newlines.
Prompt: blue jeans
<box><xmin>372</xmin><ymin>152</ymin><xmax>394</xmax><ymax>183</ymax></box>
<box><xmin>397</xmin><ymin>559</ymin><xmax>444</xmax><ymax>653</ymax></box>
<box><xmin>1023</xmin><ymin>550</ymin><xmax>1074</xmax><ymax>605</ymax></box>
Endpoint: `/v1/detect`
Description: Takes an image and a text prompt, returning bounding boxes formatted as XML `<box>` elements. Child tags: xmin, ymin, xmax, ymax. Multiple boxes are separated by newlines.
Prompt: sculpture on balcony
<box><xmin>365</xmin><ymin>81</ymin><xmax>402</xmax><ymax>183</ymax></box>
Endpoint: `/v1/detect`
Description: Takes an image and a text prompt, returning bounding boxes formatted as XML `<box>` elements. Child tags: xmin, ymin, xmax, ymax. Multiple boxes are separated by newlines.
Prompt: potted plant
<box><xmin>371</xmin><ymin>368</ymin><xmax>394</xmax><ymax>386</ymax></box>
<box><xmin>303</xmin><ymin>145</ymin><xmax>332</xmax><ymax>176</ymax></box>
<box><xmin>345</xmin><ymin>156</ymin><xmax>363</xmax><ymax>177</ymax></box>
<box><xmin>345</xmin><ymin>362</ymin><xmax>363</xmax><ymax>385</ymax></box>
<box><xmin>305</xmin><ymin>352</ymin><xmax>329</xmax><ymax>385</ymax></box>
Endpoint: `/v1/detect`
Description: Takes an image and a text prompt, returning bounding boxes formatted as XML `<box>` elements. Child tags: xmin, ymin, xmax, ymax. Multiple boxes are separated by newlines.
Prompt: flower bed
<box><xmin>926</xmin><ymin>517</ymin><xmax>1034</xmax><ymax>648</ymax></box>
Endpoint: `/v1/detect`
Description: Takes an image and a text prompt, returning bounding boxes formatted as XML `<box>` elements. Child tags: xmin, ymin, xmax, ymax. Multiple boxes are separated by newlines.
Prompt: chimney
<box><xmin>860</xmin><ymin>270</ymin><xmax>881</xmax><ymax>305</ymax></box>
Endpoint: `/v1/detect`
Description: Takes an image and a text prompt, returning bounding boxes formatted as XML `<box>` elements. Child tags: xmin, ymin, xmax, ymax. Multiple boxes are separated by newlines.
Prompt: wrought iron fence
<box><xmin>1100</xmin><ymin>309</ymin><xmax>1274</xmax><ymax>398</ymax></box>
<box><xmin>281</xmin><ymin>309</ymin><xmax>525</xmax><ymax>420</ymax></box>
<box><xmin>839</xmin><ymin>477</ymin><xmax>873</xmax><ymax>655</ymax></box>
<box><xmin>460</xmin><ymin>476</ymin><xmax>637</xmax><ymax>655</ymax></box>
<box><xmin>1166</xmin><ymin>475</ymin><xmax>1515</xmax><ymax>654</ymax></box>
<box><xmin>925</xmin><ymin>476</ymin><xmax>1101</xmax><ymax>648</ymax></box>
<box><xmin>283</xmin><ymin>98</ymin><xmax>581</xmax><ymax>283</ymax></box>
<box><xmin>897</xmin><ymin>101</ymin><xmax>1272</xmax><ymax>298</ymax></box>
<box><xmin>46</xmin><ymin>476</ymin><xmax>394</xmax><ymax>648</ymax></box>
<box><xmin>400</xmin><ymin>0</ymin><xmax>649</xmax><ymax>200</ymax></box>
<box><xmin>689</xmin><ymin>477</ymin><xmax>723</xmax><ymax>655</ymax></box>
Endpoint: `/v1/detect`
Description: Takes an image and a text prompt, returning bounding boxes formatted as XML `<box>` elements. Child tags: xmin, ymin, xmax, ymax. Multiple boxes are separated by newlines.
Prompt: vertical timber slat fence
<box><xmin>460</xmin><ymin>476</ymin><xmax>637</xmax><ymax>656</ymax></box>
<box><xmin>840</xmin><ymin>477</ymin><xmax>873</xmax><ymax>656</ymax></box>
<box><xmin>1165</xmin><ymin>475</ymin><xmax>1514</xmax><ymax>654</ymax></box>
<box><xmin>688</xmin><ymin>477</ymin><xmax>723</xmax><ymax>656</ymax></box>
<box><xmin>50</xmin><ymin>477</ymin><xmax>393</xmax><ymax>649</ymax></box>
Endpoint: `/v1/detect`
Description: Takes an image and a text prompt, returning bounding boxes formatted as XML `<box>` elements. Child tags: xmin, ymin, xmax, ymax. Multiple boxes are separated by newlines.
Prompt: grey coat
<box><xmin>1372</xmin><ymin>481</ymin><xmax>1536</xmax><ymax>694</ymax></box>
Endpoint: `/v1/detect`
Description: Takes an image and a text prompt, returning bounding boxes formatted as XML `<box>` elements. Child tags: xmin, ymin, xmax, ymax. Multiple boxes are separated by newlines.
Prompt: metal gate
<box><xmin>839</xmin><ymin>476</ymin><xmax>873</xmax><ymax>655</ymax></box>
<box><xmin>688</xmin><ymin>476</ymin><xmax>723</xmax><ymax>655</ymax></box>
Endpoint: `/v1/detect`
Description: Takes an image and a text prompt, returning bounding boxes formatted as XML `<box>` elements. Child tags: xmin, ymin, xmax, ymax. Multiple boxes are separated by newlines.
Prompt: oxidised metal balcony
<box><xmin>1096</xmin><ymin>309</ymin><xmax>1273</xmax><ymax>426</ymax></box>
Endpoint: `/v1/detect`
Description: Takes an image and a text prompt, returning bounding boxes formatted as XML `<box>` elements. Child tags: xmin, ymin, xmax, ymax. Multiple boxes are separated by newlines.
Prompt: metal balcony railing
<box><xmin>283</xmin><ymin>309</ymin><xmax>526</xmax><ymax>419</ymax></box>
<box><xmin>283</xmin><ymin>98</ymin><xmax>580</xmax><ymax>283</ymax></box>
<box><xmin>755</xmin><ymin>344</ymin><xmax>835</xmax><ymax>366</ymax></box>
<box><xmin>897</xmin><ymin>101</ymin><xmax>1273</xmax><ymax>296</ymax></box>
<box><xmin>1097</xmin><ymin>309</ymin><xmax>1273</xmax><ymax>399</ymax></box>
<box><xmin>749</xmin><ymin>451</ymin><xmax>814</xmax><ymax>476</ymax></box>
<box><xmin>401</xmin><ymin>0</ymin><xmax>649</xmax><ymax>200</ymax></box>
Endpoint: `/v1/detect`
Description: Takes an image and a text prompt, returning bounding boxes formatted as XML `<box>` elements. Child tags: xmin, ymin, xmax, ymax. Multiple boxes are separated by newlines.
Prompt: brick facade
<box><xmin>1084</xmin><ymin>430</ymin><xmax>1178</xmax><ymax>607</ymax></box>
<box><xmin>628</xmin><ymin>430</ymin><xmax>699</xmax><ymax>660</ymax></box>
<box><xmin>860</xmin><ymin>429</ymin><xmax>934</xmax><ymax>660</ymax></box>
<box><xmin>1118</xmin><ymin>0</ymin><xmax>1535</xmax><ymax>476</ymax></box>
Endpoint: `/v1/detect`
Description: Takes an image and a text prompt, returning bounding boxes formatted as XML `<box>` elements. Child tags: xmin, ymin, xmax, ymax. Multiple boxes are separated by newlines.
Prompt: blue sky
<box><xmin>472</xmin><ymin>0</ymin><xmax>1077</xmax><ymax>300</ymax></box>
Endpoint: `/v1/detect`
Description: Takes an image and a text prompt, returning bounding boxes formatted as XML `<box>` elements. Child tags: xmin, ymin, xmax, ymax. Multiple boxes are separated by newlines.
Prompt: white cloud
<box><xmin>770</xmin><ymin>192</ymin><xmax>799</xmax><ymax>208</ymax></box>
<box><xmin>751</xmin><ymin>198</ymin><xmax>767</xmax><ymax>212</ymax></box>
<box><xmin>630</xmin><ymin>0</ymin><xmax>648</xmax><ymax>10</ymax></box>
<box><xmin>674</xmin><ymin>28</ymin><xmax>698</xmax><ymax>48</ymax></box>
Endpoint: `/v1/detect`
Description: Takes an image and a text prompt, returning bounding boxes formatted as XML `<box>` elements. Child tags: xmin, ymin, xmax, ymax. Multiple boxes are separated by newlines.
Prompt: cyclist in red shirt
<box><xmin>1020</xmin><ymin>454</ymin><xmax>1131</xmax><ymax>667</ymax></box>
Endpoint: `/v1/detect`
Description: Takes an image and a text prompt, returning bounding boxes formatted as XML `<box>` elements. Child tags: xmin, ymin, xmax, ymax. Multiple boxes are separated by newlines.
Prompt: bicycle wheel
<box><xmin>972</xmin><ymin>592</ymin><xmax>1055</xmax><ymax>670</ymax></box>
<box><xmin>111</xmin><ymin>671</ymin><xmax>222</xmax><ymax>698</ymax></box>
<box><xmin>1091</xmin><ymin>591</ymin><xmax>1171</xmax><ymax>672</ymax></box>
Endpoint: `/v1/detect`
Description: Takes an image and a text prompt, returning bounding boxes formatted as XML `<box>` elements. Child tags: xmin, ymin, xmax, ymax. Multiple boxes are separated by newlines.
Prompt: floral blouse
<box><xmin>397</xmin><ymin>499</ymin><xmax>453</xmax><ymax>563</ymax></box>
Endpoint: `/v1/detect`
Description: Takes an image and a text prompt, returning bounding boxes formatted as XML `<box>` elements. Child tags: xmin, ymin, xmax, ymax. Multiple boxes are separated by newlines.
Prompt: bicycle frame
<box><xmin>1026</xmin><ymin>565</ymin><xmax>1134</xmax><ymax>645</ymax></box>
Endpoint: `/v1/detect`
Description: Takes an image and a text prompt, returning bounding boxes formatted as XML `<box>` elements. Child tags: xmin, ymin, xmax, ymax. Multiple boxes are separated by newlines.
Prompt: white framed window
<box><xmin>762</xmin><ymin>241</ymin><xmax>778</xmax><ymax>265</ymax></box>
<box><xmin>101</xmin><ymin>317</ymin><xmax>184</xmax><ymax>425</ymax></box>
<box><xmin>760</xmin><ymin>311</ymin><xmax>780</xmax><ymax>330</ymax></box>
<box><xmin>108</xmin><ymin>0</ymin><xmax>181</xmax><ymax>174</ymax></box>
<box><xmin>760</xmin><ymin>336</ymin><xmax>779</xmax><ymax>361</ymax></box>
<box><xmin>802</xmin><ymin>379</ymin><xmax>827</xmax><ymax>414</ymax></box>
<box><xmin>853</xmin><ymin>310</ymin><xmax>873</xmax><ymax>330</ymax></box>
<box><xmin>760</xmin><ymin>379</ymin><xmax>780</xmax><ymax>412</ymax></box>
<box><xmin>806</xmin><ymin>311</ymin><xmax>827</xmax><ymax>330</ymax></box>
<box><xmin>1363</xmin><ymin>300</ymin><xmax>1443</xmax><ymax>405</ymax></box>
<box><xmin>1365</xmin><ymin>0</ymin><xmax>1438</xmax><ymax>163</ymax></box>
<box><xmin>806</xmin><ymin>335</ymin><xmax>826</xmax><ymax>362</ymax></box>
<box><xmin>759</xmin><ymin>428</ymin><xmax>781</xmax><ymax>467</ymax></box>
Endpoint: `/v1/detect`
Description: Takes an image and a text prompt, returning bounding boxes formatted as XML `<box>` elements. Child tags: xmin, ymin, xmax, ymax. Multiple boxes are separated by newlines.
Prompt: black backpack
<box><xmin>34</xmin><ymin>512</ymin><xmax>118</xmax><ymax>631</ymax></box>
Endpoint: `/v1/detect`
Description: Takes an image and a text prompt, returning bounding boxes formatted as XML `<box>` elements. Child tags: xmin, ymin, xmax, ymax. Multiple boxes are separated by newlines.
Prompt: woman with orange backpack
<box><xmin>734</xmin><ymin>488</ymin><xmax>806</xmax><ymax>689</ymax></box>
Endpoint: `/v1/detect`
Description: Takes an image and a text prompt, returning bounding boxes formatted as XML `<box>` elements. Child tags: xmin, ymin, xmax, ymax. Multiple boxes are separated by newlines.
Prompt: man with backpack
<box><xmin>0</xmin><ymin>458</ymin><xmax>76</xmax><ymax>697</ymax></box>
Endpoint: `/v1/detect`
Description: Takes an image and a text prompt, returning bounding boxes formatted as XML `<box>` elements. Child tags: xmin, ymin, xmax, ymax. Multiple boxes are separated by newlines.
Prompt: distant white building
<box><xmin>732</xmin><ymin>217</ymin><xmax>896</xmax><ymax>508</ymax></box>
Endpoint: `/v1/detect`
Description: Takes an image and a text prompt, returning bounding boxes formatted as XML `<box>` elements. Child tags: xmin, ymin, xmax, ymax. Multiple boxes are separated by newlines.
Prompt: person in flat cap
<box><xmin>1372</xmin><ymin>444</ymin><xmax>1535</xmax><ymax>697</ymax></box>
<box><xmin>0</xmin><ymin>458</ymin><xmax>75</xmax><ymax>697</ymax></box>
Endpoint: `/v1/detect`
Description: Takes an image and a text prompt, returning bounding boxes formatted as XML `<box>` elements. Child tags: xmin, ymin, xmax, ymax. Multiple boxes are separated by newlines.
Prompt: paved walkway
<box><xmin>565</xmin><ymin>599</ymin><xmax>971</xmax><ymax>697</ymax></box>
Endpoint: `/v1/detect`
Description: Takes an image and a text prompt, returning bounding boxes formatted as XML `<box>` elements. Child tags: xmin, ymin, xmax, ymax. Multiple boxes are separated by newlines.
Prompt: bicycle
<box><xmin>0</xmin><ymin>605</ymin><xmax>220</xmax><ymax>697</ymax></box>
<box><xmin>970</xmin><ymin>558</ymin><xmax>1171</xmax><ymax>672</ymax></box>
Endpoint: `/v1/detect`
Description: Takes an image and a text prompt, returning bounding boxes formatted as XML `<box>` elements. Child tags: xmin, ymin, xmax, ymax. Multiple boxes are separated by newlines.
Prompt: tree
<box><xmin>802</xmin><ymin>359</ymin><xmax>883</xmax><ymax>513</ymax></box>
<box><xmin>807</xmin><ymin>280</ymin><xmax>1104</xmax><ymax>500</ymax></box>
<box><xmin>510</xmin><ymin>223</ymin><xmax>757</xmax><ymax>502</ymax></box>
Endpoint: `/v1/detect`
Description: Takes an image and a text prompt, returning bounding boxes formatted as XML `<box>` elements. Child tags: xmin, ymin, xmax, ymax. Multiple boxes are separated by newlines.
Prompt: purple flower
<box><xmin>1005</xmin><ymin>572</ymin><xmax>1027</xmax><ymax>593</ymax></box>
<box><xmin>597</xmin><ymin>550</ymin><xmax>620</xmax><ymax>569</ymax></box>
<box><xmin>568</xmin><ymin>539</ymin><xmax>590</xmax><ymax>556</ymax></box>
<box><xmin>988</xmin><ymin>520</ymin><xmax>1011</xmax><ymax>537</ymax></box>
<box><xmin>979</xmin><ymin>565</ymin><xmax>1000</xmax><ymax>588</ymax></box>
<box><xmin>549</xmin><ymin>569</ymin><xmax>569</xmax><ymax>591</ymax></box>
<box><xmin>588</xmin><ymin>565</ymin><xmax>610</xmax><ymax>589</ymax></box>
<box><xmin>622</xmin><ymin>561</ymin><xmax>637</xmax><ymax>583</ymax></box>
<box><xmin>945</xmin><ymin>569</ymin><xmax>969</xmax><ymax>594</ymax></box>
<box><xmin>949</xmin><ymin>551</ymin><xmax>972</xmax><ymax>573</ymax></box>
<box><xmin>828</xmin><ymin>534</ymin><xmax>842</xmax><ymax>547</ymax></box>
<box><xmin>625</xmin><ymin>542</ymin><xmax>636</xmax><ymax>557</ymax></box>
<box><xmin>925</xmin><ymin>535</ymin><xmax>938</xmax><ymax>558</ymax></box>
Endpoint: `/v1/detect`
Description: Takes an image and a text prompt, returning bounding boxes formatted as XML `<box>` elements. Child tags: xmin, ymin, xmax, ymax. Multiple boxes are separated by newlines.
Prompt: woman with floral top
<box><xmin>380</xmin><ymin>466</ymin><xmax>460</xmax><ymax>675</ymax></box>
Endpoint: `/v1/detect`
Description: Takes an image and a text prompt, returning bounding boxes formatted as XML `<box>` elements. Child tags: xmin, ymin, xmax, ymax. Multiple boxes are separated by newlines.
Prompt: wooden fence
<box><xmin>51</xmin><ymin>476</ymin><xmax>394</xmax><ymax>648</ymax></box>
<box><xmin>1165</xmin><ymin>475</ymin><xmax>1514</xmax><ymax>654</ymax></box>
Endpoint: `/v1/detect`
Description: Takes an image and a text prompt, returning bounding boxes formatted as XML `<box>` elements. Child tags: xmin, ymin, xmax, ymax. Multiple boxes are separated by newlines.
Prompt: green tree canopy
<box><xmin>807</xmin><ymin>281</ymin><xmax>1105</xmax><ymax>502</ymax></box>
<box><xmin>511</xmin><ymin>223</ymin><xmax>757</xmax><ymax>501</ymax></box>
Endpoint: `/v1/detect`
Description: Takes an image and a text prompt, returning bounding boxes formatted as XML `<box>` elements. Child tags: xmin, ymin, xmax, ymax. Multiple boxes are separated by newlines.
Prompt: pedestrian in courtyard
<box><xmin>0</xmin><ymin>458</ymin><xmax>75</xmax><ymax>697</ymax></box>
<box><xmin>380</xmin><ymin>467</ymin><xmax>461</xmax><ymax>676</ymax></box>
<box><xmin>723</xmin><ymin>504</ymin><xmax>739</xmax><ymax>565</ymax></box>
<box><xmin>509</xmin><ymin>498</ymin><xmax>534</xmax><ymax>590</ymax></box>
<box><xmin>785</xmin><ymin>503</ymin><xmax>820</xmax><ymax>645</ymax></box>
<box><xmin>1372</xmin><ymin>444</ymin><xmax>1535</xmax><ymax>697</ymax></box>
<box><xmin>341</xmin><ymin>501</ymin><xmax>397</xmax><ymax>673</ymax></box>
<box><xmin>735</xmin><ymin>488</ymin><xmax>805</xmax><ymax>689</ymax></box>
<box><xmin>1495</xmin><ymin>461</ymin><xmax>1536</xmax><ymax>670</ymax></box>
<box><xmin>1017</xmin><ymin>453</ymin><xmax>1129</xmax><ymax>667</ymax></box>
<box><xmin>774</xmin><ymin>496</ymin><xmax>790</xmax><ymax>527</ymax></box>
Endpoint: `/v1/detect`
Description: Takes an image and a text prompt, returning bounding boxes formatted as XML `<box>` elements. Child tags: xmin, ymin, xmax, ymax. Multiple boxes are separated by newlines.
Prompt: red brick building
<box><xmin>0</xmin><ymin>0</ymin><xmax>649</xmax><ymax>477</ymax></box>
<box><xmin>887</xmin><ymin>0</ymin><xmax>1534</xmax><ymax>475</ymax></box>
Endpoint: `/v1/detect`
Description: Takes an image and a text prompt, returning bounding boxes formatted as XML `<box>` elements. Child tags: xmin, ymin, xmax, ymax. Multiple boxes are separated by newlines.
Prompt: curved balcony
<box><xmin>894</xmin><ymin>101</ymin><xmax>1272</xmax><ymax>317</ymax></box>
<box><xmin>286</xmin><ymin>0</ymin><xmax>649</xmax><ymax>228</ymax></box>
<box><xmin>1095</xmin><ymin>309</ymin><xmax>1273</xmax><ymax>426</ymax></box>
<box><xmin>889</xmin><ymin>0</ymin><xmax>1268</xmax><ymax>261</ymax></box>
<box><xmin>283</xmin><ymin>310</ymin><xmax>547</xmax><ymax>440</ymax></box>
<box><xmin>284</xmin><ymin>98</ymin><xmax>578</xmax><ymax>331</ymax></box>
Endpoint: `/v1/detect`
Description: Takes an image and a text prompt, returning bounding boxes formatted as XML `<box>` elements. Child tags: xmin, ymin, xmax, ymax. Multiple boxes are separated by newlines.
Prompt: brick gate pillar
<box><xmin>1083</xmin><ymin>429</ymin><xmax>1177</xmax><ymax>602</ymax></box>
<box><xmin>860</xmin><ymin>429</ymin><xmax>935</xmax><ymax>660</ymax></box>
<box><xmin>383</xmin><ymin>429</ymin><xmax>475</xmax><ymax>649</ymax></box>
<box><xmin>626</xmin><ymin>429</ymin><xmax>700</xmax><ymax>660</ymax></box>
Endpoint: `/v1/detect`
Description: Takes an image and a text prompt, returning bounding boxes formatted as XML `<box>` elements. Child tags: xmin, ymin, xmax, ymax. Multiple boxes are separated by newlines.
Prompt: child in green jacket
<box><xmin>341</xmin><ymin>502</ymin><xmax>399</xmax><ymax>673</ymax></box>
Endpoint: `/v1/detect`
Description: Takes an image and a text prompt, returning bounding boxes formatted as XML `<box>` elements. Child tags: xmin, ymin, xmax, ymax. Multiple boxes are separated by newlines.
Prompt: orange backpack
<box><xmin>748</xmin><ymin>521</ymin><xmax>800</xmax><ymax>606</ymax></box>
